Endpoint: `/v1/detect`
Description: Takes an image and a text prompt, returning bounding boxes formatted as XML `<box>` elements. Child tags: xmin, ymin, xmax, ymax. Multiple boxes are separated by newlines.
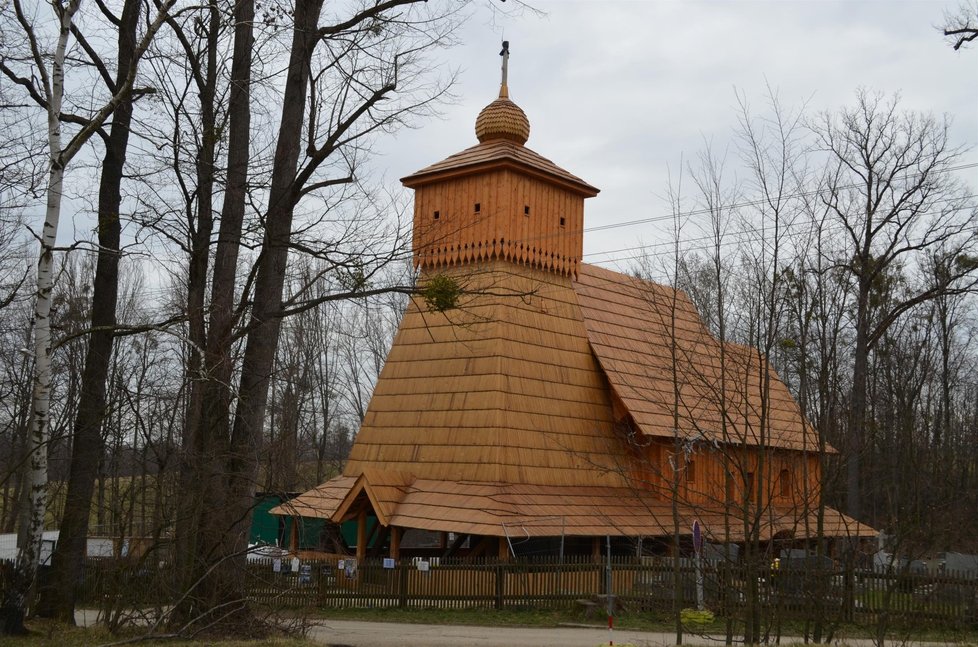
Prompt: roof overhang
<box><xmin>403</xmin><ymin>158</ymin><xmax>598</xmax><ymax>198</ymax></box>
<box><xmin>401</xmin><ymin>140</ymin><xmax>599</xmax><ymax>198</ymax></box>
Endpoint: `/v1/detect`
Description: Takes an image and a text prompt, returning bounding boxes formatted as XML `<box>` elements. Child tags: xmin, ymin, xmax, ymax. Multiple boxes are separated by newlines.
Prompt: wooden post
<box><xmin>495</xmin><ymin>562</ymin><xmax>505</xmax><ymax>610</ymax></box>
<box><xmin>356</xmin><ymin>509</ymin><xmax>367</xmax><ymax>562</ymax></box>
<box><xmin>398</xmin><ymin>558</ymin><xmax>409</xmax><ymax>609</ymax></box>
<box><xmin>371</xmin><ymin>523</ymin><xmax>389</xmax><ymax>557</ymax></box>
<box><xmin>289</xmin><ymin>517</ymin><xmax>299</xmax><ymax>552</ymax></box>
<box><xmin>498</xmin><ymin>536</ymin><xmax>510</xmax><ymax>561</ymax></box>
<box><xmin>390</xmin><ymin>526</ymin><xmax>401</xmax><ymax>559</ymax></box>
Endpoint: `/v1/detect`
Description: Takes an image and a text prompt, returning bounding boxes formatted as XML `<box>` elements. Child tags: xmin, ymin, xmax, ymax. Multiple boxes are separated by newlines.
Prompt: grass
<box><xmin>0</xmin><ymin>619</ymin><xmax>320</xmax><ymax>647</ymax></box>
<box><xmin>311</xmin><ymin>605</ymin><xmax>718</xmax><ymax>633</ymax></box>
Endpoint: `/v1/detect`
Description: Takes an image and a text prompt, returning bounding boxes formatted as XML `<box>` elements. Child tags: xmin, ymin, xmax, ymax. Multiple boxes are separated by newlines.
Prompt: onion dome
<box><xmin>475</xmin><ymin>85</ymin><xmax>530</xmax><ymax>145</ymax></box>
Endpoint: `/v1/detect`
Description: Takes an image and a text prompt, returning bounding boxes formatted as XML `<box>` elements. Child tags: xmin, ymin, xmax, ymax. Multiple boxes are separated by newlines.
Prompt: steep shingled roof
<box><xmin>272</xmin><ymin>261</ymin><xmax>865</xmax><ymax>538</ymax></box>
<box><xmin>576</xmin><ymin>264</ymin><xmax>822</xmax><ymax>452</ymax></box>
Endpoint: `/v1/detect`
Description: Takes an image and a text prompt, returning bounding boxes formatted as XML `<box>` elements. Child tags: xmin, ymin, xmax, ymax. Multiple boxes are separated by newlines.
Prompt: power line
<box><xmin>584</xmin><ymin>197</ymin><xmax>978</xmax><ymax>265</ymax></box>
<box><xmin>582</xmin><ymin>161</ymin><xmax>978</xmax><ymax>235</ymax></box>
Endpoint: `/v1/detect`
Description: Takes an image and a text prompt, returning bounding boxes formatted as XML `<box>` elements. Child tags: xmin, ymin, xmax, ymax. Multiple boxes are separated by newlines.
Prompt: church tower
<box><xmin>402</xmin><ymin>42</ymin><xmax>598</xmax><ymax>278</ymax></box>
<box><xmin>343</xmin><ymin>43</ymin><xmax>624</xmax><ymax>488</ymax></box>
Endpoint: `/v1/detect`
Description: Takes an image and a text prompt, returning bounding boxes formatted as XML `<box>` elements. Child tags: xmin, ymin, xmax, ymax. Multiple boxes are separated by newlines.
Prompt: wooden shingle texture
<box><xmin>275</xmin><ymin>259</ymin><xmax>872</xmax><ymax>539</ymax></box>
<box><xmin>575</xmin><ymin>264</ymin><xmax>821</xmax><ymax>452</ymax></box>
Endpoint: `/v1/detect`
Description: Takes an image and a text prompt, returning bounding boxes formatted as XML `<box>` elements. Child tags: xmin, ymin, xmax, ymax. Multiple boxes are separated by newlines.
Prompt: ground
<box><xmin>306</xmin><ymin>620</ymin><xmax>977</xmax><ymax>647</ymax></box>
<box><xmin>4</xmin><ymin>609</ymin><xmax>968</xmax><ymax>647</ymax></box>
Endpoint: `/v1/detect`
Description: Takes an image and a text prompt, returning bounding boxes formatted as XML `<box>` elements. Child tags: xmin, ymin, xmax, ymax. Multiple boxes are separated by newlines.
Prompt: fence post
<box><xmin>495</xmin><ymin>562</ymin><xmax>505</xmax><ymax>610</ymax></box>
<box><xmin>399</xmin><ymin>560</ymin><xmax>409</xmax><ymax>609</ymax></box>
<box><xmin>843</xmin><ymin>556</ymin><xmax>855</xmax><ymax>622</ymax></box>
<box><xmin>317</xmin><ymin>560</ymin><xmax>326</xmax><ymax>607</ymax></box>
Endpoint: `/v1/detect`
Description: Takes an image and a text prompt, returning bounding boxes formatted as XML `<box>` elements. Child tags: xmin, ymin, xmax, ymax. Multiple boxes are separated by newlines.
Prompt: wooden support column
<box><xmin>356</xmin><ymin>509</ymin><xmax>367</xmax><ymax>561</ymax></box>
<box><xmin>442</xmin><ymin>533</ymin><xmax>469</xmax><ymax>559</ymax></box>
<box><xmin>390</xmin><ymin>526</ymin><xmax>401</xmax><ymax>559</ymax></box>
<box><xmin>289</xmin><ymin>517</ymin><xmax>299</xmax><ymax>552</ymax></box>
<box><xmin>372</xmin><ymin>524</ymin><xmax>390</xmax><ymax>558</ymax></box>
<box><xmin>498</xmin><ymin>536</ymin><xmax>510</xmax><ymax>561</ymax></box>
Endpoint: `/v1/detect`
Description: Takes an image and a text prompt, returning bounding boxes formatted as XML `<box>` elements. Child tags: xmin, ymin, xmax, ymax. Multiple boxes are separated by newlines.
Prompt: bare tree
<box><xmin>169</xmin><ymin>0</ymin><xmax>465</xmax><ymax>631</ymax></box>
<box><xmin>0</xmin><ymin>0</ymin><xmax>175</xmax><ymax>631</ymax></box>
<box><xmin>813</xmin><ymin>90</ymin><xmax>978</xmax><ymax>521</ymax></box>
<box><xmin>942</xmin><ymin>1</ymin><xmax>978</xmax><ymax>50</ymax></box>
<box><xmin>36</xmin><ymin>0</ymin><xmax>146</xmax><ymax>622</ymax></box>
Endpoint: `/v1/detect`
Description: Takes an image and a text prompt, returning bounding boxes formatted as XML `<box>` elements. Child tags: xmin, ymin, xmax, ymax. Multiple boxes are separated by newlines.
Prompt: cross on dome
<box><xmin>474</xmin><ymin>40</ymin><xmax>530</xmax><ymax>145</ymax></box>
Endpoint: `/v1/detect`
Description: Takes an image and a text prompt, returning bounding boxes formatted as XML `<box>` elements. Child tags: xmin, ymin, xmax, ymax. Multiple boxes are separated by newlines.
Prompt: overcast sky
<box><xmin>375</xmin><ymin>0</ymin><xmax>978</xmax><ymax>275</ymax></box>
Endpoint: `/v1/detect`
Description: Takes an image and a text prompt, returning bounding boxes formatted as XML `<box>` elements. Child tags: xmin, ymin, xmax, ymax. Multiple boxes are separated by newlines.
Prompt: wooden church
<box><xmin>273</xmin><ymin>47</ymin><xmax>874</xmax><ymax>561</ymax></box>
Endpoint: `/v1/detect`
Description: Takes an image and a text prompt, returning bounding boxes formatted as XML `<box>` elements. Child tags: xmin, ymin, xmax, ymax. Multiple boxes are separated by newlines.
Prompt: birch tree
<box><xmin>0</xmin><ymin>0</ymin><xmax>174</xmax><ymax>632</ymax></box>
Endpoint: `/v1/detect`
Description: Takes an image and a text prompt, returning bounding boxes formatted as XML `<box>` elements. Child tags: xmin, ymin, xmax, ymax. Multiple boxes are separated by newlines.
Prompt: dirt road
<box><xmin>309</xmin><ymin>620</ymin><xmax>712</xmax><ymax>647</ymax></box>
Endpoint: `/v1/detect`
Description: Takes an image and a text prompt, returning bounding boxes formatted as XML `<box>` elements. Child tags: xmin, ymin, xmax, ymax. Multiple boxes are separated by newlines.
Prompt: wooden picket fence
<box><xmin>72</xmin><ymin>555</ymin><xmax>978</xmax><ymax>627</ymax></box>
<box><xmin>243</xmin><ymin>555</ymin><xmax>978</xmax><ymax>626</ymax></box>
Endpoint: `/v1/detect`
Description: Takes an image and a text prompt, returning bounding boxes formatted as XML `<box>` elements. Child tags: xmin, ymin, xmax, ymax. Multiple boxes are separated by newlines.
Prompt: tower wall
<box><xmin>412</xmin><ymin>171</ymin><xmax>585</xmax><ymax>277</ymax></box>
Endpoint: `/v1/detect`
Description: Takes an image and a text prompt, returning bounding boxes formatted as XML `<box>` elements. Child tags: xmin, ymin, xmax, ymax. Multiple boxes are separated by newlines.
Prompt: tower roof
<box><xmin>400</xmin><ymin>139</ymin><xmax>598</xmax><ymax>197</ymax></box>
<box><xmin>401</xmin><ymin>40</ymin><xmax>596</xmax><ymax>195</ymax></box>
<box><xmin>474</xmin><ymin>91</ymin><xmax>530</xmax><ymax>145</ymax></box>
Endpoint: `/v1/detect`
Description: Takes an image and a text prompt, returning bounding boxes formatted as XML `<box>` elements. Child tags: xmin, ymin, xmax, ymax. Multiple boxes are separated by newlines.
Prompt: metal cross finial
<box><xmin>499</xmin><ymin>41</ymin><xmax>509</xmax><ymax>97</ymax></box>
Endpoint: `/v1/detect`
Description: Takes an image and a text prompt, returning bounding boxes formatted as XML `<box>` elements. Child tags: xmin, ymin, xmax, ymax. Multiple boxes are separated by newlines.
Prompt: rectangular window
<box><xmin>779</xmin><ymin>469</ymin><xmax>791</xmax><ymax>498</ymax></box>
<box><xmin>524</xmin><ymin>205</ymin><xmax>530</xmax><ymax>216</ymax></box>
<box><xmin>686</xmin><ymin>460</ymin><xmax>696</xmax><ymax>484</ymax></box>
<box><xmin>559</xmin><ymin>216</ymin><xmax>566</xmax><ymax>227</ymax></box>
<box><xmin>474</xmin><ymin>203</ymin><xmax>481</xmax><ymax>213</ymax></box>
<box><xmin>433</xmin><ymin>210</ymin><xmax>440</xmax><ymax>220</ymax></box>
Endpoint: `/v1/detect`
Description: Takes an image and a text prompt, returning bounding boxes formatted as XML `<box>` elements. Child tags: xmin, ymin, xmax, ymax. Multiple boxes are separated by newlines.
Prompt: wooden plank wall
<box><xmin>412</xmin><ymin>171</ymin><xmax>584</xmax><ymax>276</ymax></box>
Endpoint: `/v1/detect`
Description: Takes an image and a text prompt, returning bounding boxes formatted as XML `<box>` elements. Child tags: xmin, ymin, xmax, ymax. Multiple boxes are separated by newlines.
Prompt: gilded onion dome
<box><xmin>475</xmin><ymin>85</ymin><xmax>530</xmax><ymax>145</ymax></box>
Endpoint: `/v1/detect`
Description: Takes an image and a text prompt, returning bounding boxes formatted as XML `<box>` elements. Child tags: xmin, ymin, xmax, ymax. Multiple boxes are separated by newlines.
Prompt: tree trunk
<box><xmin>225</xmin><ymin>0</ymin><xmax>324</xmax><ymax>566</ymax></box>
<box><xmin>0</xmin><ymin>1</ymin><xmax>80</xmax><ymax>633</ymax></box>
<box><xmin>36</xmin><ymin>0</ymin><xmax>140</xmax><ymax>622</ymax></box>
<box><xmin>204</xmin><ymin>0</ymin><xmax>325</xmax><ymax>611</ymax></box>
<box><xmin>172</xmin><ymin>0</ymin><xmax>220</xmax><ymax>608</ymax></box>
<box><xmin>846</xmin><ymin>281</ymin><xmax>871</xmax><ymax>520</ymax></box>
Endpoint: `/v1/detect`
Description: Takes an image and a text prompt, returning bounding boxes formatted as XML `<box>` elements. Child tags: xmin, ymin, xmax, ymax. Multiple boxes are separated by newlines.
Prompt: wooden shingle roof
<box><xmin>272</xmin><ymin>472</ymin><xmax>876</xmax><ymax>539</ymax></box>
<box><xmin>342</xmin><ymin>263</ymin><xmax>626</xmax><ymax>488</ymax></box>
<box><xmin>401</xmin><ymin>140</ymin><xmax>599</xmax><ymax>197</ymax></box>
<box><xmin>575</xmin><ymin>264</ymin><xmax>821</xmax><ymax>452</ymax></box>
<box><xmin>275</xmin><ymin>259</ymin><xmax>861</xmax><ymax>538</ymax></box>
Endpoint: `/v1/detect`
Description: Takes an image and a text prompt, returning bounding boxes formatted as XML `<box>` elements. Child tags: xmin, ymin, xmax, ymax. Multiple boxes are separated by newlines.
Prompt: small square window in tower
<box><xmin>474</xmin><ymin>203</ymin><xmax>481</xmax><ymax>214</ymax></box>
<box><xmin>433</xmin><ymin>210</ymin><xmax>440</xmax><ymax>220</ymax></box>
<box><xmin>524</xmin><ymin>205</ymin><xmax>530</xmax><ymax>216</ymax></box>
<box><xmin>559</xmin><ymin>216</ymin><xmax>566</xmax><ymax>227</ymax></box>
